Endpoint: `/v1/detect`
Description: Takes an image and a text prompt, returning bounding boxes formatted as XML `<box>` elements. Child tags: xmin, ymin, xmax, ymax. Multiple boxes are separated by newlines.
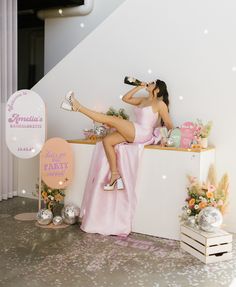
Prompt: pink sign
<box><xmin>40</xmin><ymin>138</ymin><xmax>74</xmax><ymax>189</ymax></box>
<box><xmin>180</xmin><ymin>122</ymin><xmax>196</xmax><ymax>148</ymax></box>
<box><xmin>5</xmin><ymin>89</ymin><xmax>46</xmax><ymax>158</ymax></box>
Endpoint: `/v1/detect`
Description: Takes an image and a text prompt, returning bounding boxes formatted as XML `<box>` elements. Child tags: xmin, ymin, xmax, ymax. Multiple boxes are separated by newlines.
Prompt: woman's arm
<box><xmin>158</xmin><ymin>101</ymin><xmax>174</xmax><ymax>130</ymax></box>
<box><xmin>122</xmin><ymin>84</ymin><xmax>146</xmax><ymax>106</ymax></box>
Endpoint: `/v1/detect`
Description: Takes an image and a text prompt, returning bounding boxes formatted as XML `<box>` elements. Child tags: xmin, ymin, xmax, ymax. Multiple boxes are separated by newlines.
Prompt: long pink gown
<box><xmin>80</xmin><ymin>106</ymin><xmax>158</xmax><ymax>236</ymax></box>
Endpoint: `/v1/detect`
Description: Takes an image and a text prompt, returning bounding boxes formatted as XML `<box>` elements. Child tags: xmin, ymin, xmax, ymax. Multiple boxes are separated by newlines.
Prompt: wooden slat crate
<box><xmin>180</xmin><ymin>225</ymin><xmax>233</xmax><ymax>264</ymax></box>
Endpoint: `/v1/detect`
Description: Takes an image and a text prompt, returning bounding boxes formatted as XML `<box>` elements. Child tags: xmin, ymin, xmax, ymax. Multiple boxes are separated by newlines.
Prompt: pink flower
<box><xmin>208</xmin><ymin>184</ymin><xmax>216</xmax><ymax>192</ymax></box>
<box><xmin>217</xmin><ymin>199</ymin><xmax>224</xmax><ymax>206</ymax></box>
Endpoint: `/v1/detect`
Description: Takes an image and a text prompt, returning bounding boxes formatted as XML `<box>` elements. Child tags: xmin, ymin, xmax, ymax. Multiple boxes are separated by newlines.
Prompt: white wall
<box><xmin>44</xmin><ymin>0</ymin><xmax>126</xmax><ymax>73</ymax></box>
<box><xmin>20</xmin><ymin>0</ymin><xmax>236</xmax><ymax>232</ymax></box>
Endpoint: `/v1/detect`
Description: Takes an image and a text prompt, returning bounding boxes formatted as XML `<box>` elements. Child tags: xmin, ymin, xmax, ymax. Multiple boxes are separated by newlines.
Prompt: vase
<box><xmin>200</xmin><ymin>137</ymin><xmax>208</xmax><ymax>148</ymax></box>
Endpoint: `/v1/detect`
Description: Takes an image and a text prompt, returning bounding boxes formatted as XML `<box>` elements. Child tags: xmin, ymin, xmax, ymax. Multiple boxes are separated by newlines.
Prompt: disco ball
<box><xmin>198</xmin><ymin>207</ymin><xmax>223</xmax><ymax>232</ymax></box>
<box><xmin>94</xmin><ymin>126</ymin><xmax>107</xmax><ymax>137</ymax></box>
<box><xmin>36</xmin><ymin>209</ymin><xmax>53</xmax><ymax>225</ymax></box>
<box><xmin>53</xmin><ymin>216</ymin><xmax>63</xmax><ymax>226</ymax></box>
<box><xmin>61</xmin><ymin>205</ymin><xmax>80</xmax><ymax>225</ymax></box>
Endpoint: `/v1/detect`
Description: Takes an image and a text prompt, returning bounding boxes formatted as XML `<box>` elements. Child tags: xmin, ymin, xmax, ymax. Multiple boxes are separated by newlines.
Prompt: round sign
<box><xmin>40</xmin><ymin>138</ymin><xmax>74</xmax><ymax>189</ymax></box>
<box><xmin>5</xmin><ymin>89</ymin><xmax>46</xmax><ymax>158</ymax></box>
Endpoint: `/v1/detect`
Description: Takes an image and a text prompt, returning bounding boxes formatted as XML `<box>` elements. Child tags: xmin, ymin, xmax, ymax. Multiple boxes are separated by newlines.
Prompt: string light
<box><xmin>59</xmin><ymin>181</ymin><xmax>63</xmax><ymax>185</ymax></box>
<box><xmin>162</xmin><ymin>175</ymin><xmax>167</xmax><ymax>180</ymax></box>
<box><xmin>179</xmin><ymin>96</ymin><xmax>184</xmax><ymax>101</ymax></box>
<box><xmin>203</xmin><ymin>29</ymin><xmax>208</xmax><ymax>35</ymax></box>
<box><xmin>21</xmin><ymin>189</ymin><xmax>26</xmax><ymax>194</ymax></box>
<box><xmin>232</xmin><ymin>66</ymin><xmax>236</xmax><ymax>72</ymax></box>
<box><xmin>147</xmin><ymin>69</ymin><xmax>152</xmax><ymax>74</ymax></box>
<box><xmin>80</xmin><ymin>23</ymin><xmax>85</xmax><ymax>28</ymax></box>
<box><xmin>58</xmin><ymin>9</ymin><xmax>63</xmax><ymax>15</ymax></box>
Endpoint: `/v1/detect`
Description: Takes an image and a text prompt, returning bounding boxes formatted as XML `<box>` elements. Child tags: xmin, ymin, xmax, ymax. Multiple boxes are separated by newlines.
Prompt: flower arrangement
<box><xmin>106</xmin><ymin>107</ymin><xmax>129</xmax><ymax>120</ymax></box>
<box><xmin>35</xmin><ymin>180</ymin><xmax>65</xmax><ymax>213</ymax></box>
<box><xmin>195</xmin><ymin>119</ymin><xmax>213</xmax><ymax>139</ymax></box>
<box><xmin>181</xmin><ymin>165</ymin><xmax>229</xmax><ymax>222</ymax></box>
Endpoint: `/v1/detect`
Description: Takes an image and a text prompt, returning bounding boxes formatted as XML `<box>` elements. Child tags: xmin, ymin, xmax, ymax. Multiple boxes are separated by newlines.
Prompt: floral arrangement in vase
<box><xmin>106</xmin><ymin>107</ymin><xmax>129</xmax><ymax>120</ymax></box>
<box><xmin>35</xmin><ymin>180</ymin><xmax>65</xmax><ymax>214</ymax></box>
<box><xmin>181</xmin><ymin>165</ymin><xmax>229</xmax><ymax>224</ymax></box>
<box><xmin>194</xmin><ymin>119</ymin><xmax>213</xmax><ymax>148</ymax></box>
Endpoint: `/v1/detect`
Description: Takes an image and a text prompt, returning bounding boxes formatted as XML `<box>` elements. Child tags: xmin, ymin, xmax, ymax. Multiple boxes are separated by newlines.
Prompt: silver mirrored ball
<box><xmin>36</xmin><ymin>209</ymin><xmax>53</xmax><ymax>225</ymax></box>
<box><xmin>61</xmin><ymin>205</ymin><xmax>80</xmax><ymax>225</ymax></box>
<box><xmin>198</xmin><ymin>206</ymin><xmax>223</xmax><ymax>232</ymax></box>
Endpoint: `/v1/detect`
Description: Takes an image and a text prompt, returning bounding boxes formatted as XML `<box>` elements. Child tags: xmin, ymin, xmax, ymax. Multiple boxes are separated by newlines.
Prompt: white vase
<box><xmin>200</xmin><ymin>137</ymin><xmax>208</xmax><ymax>148</ymax></box>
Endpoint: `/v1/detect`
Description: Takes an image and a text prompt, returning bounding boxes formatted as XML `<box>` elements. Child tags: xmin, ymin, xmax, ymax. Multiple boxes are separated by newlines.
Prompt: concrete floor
<box><xmin>0</xmin><ymin>197</ymin><xmax>236</xmax><ymax>287</ymax></box>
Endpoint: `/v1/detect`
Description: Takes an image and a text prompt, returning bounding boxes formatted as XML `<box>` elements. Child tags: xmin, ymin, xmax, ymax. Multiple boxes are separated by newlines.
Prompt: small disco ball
<box><xmin>61</xmin><ymin>205</ymin><xmax>80</xmax><ymax>225</ymax></box>
<box><xmin>186</xmin><ymin>216</ymin><xmax>196</xmax><ymax>228</ymax></box>
<box><xmin>166</xmin><ymin>138</ymin><xmax>175</xmax><ymax>147</ymax></box>
<box><xmin>36</xmin><ymin>209</ymin><xmax>53</xmax><ymax>225</ymax></box>
<box><xmin>94</xmin><ymin>125</ymin><xmax>107</xmax><ymax>137</ymax></box>
<box><xmin>53</xmin><ymin>216</ymin><xmax>63</xmax><ymax>226</ymax></box>
<box><xmin>198</xmin><ymin>206</ymin><xmax>223</xmax><ymax>232</ymax></box>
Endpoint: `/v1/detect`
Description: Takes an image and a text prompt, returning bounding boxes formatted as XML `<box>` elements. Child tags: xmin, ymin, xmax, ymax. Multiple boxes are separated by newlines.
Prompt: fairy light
<box><xmin>203</xmin><ymin>29</ymin><xmax>208</xmax><ymax>35</ymax></box>
<box><xmin>58</xmin><ymin>9</ymin><xmax>63</xmax><ymax>15</ymax></box>
<box><xmin>80</xmin><ymin>23</ymin><xmax>85</xmax><ymax>28</ymax></box>
<box><xmin>162</xmin><ymin>175</ymin><xmax>167</xmax><ymax>180</ymax></box>
<box><xmin>21</xmin><ymin>189</ymin><xmax>26</xmax><ymax>194</ymax></box>
<box><xmin>232</xmin><ymin>66</ymin><xmax>236</xmax><ymax>72</ymax></box>
<box><xmin>179</xmin><ymin>96</ymin><xmax>184</xmax><ymax>101</ymax></box>
<box><xmin>119</xmin><ymin>94</ymin><xmax>123</xmax><ymax>99</ymax></box>
<box><xmin>147</xmin><ymin>69</ymin><xmax>152</xmax><ymax>74</ymax></box>
<box><xmin>31</xmin><ymin>148</ymin><xmax>36</xmax><ymax>153</ymax></box>
<box><xmin>59</xmin><ymin>181</ymin><xmax>63</xmax><ymax>186</ymax></box>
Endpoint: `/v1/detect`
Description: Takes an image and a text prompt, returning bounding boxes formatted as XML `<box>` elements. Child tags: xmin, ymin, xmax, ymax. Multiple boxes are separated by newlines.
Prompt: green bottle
<box><xmin>124</xmin><ymin>76</ymin><xmax>143</xmax><ymax>86</ymax></box>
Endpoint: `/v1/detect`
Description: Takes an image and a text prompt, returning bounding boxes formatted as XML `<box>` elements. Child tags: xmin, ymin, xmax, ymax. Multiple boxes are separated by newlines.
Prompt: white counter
<box><xmin>65</xmin><ymin>140</ymin><xmax>215</xmax><ymax>240</ymax></box>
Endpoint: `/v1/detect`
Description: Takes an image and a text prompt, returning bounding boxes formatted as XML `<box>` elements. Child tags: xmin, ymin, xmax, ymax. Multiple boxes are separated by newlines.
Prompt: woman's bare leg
<box><xmin>102</xmin><ymin>132</ymin><xmax>126</xmax><ymax>184</ymax></box>
<box><xmin>72</xmin><ymin>98</ymin><xmax>135</xmax><ymax>142</ymax></box>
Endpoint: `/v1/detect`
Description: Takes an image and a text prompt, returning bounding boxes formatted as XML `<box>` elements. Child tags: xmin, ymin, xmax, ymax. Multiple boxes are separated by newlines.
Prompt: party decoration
<box><xmin>168</xmin><ymin>128</ymin><xmax>181</xmax><ymax>147</ymax></box>
<box><xmin>36</xmin><ymin>209</ymin><xmax>53</xmax><ymax>225</ymax></box>
<box><xmin>180</xmin><ymin>122</ymin><xmax>197</xmax><ymax>148</ymax></box>
<box><xmin>40</xmin><ymin>137</ymin><xmax>74</xmax><ymax>189</ymax></box>
<box><xmin>181</xmin><ymin>165</ymin><xmax>229</xmax><ymax>229</ymax></box>
<box><xmin>106</xmin><ymin>107</ymin><xmax>129</xmax><ymax>120</ymax></box>
<box><xmin>35</xmin><ymin>180</ymin><xmax>65</xmax><ymax>213</ymax></box>
<box><xmin>61</xmin><ymin>205</ymin><xmax>80</xmax><ymax>225</ymax></box>
<box><xmin>198</xmin><ymin>206</ymin><xmax>223</xmax><ymax>232</ymax></box>
<box><xmin>5</xmin><ymin>89</ymin><xmax>46</xmax><ymax>158</ymax></box>
<box><xmin>53</xmin><ymin>216</ymin><xmax>63</xmax><ymax>226</ymax></box>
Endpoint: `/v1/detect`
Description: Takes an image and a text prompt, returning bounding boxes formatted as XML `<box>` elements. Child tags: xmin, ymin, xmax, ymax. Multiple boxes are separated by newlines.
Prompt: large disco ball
<box><xmin>36</xmin><ymin>209</ymin><xmax>53</xmax><ymax>225</ymax></box>
<box><xmin>61</xmin><ymin>205</ymin><xmax>80</xmax><ymax>225</ymax></box>
<box><xmin>198</xmin><ymin>207</ymin><xmax>223</xmax><ymax>232</ymax></box>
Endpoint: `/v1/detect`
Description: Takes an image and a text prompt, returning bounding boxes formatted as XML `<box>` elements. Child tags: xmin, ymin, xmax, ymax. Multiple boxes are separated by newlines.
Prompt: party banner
<box><xmin>5</xmin><ymin>89</ymin><xmax>46</xmax><ymax>158</ymax></box>
<box><xmin>40</xmin><ymin>138</ymin><xmax>74</xmax><ymax>189</ymax></box>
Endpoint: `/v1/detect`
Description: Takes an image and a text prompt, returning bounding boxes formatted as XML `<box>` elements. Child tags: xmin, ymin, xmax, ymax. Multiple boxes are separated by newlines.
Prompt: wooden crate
<box><xmin>180</xmin><ymin>225</ymin><xmax>233</xmax><ymax>264</ymax></box>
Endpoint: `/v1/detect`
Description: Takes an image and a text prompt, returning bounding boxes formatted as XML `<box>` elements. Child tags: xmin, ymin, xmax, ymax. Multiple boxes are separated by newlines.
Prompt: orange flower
<box><xmin>199</xmin><ymin>201</ymin><xmax>207</xmax><ymax>209</ymax></box>
<box><xmin>189</xmin><ymin>198</ymin><xmax>195</xmax><ymax>206</ymax></box>
<box><xmin>206</xmin><ymin>191</ymin><xmax>213</xmax><ymax>198</ymax></box>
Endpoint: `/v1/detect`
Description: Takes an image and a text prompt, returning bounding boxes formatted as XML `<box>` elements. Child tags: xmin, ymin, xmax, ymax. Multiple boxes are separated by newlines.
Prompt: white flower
<box><xmin>194</xmin><ymin>204</ymin><xmax>199</xmax><ymax>210</ymax></box>
<box><xmin>187</xmin><ymin>209</ymin><xmax>191</xmax><ymax>214</ymax></box>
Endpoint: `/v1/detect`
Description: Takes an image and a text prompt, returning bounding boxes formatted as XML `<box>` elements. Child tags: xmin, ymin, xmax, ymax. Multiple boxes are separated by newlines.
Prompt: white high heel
<box><xmin>60</xmin><ymin>91</ymin><xmax>80</xmax><ymax>111</ymax></box>
<box><xmin>104</xmin><ymin>177</ymin><xmax>124</xmax><ymax>191</ymax></box>
<box><xmin>60</xmin><ymin>101</ymin><xmax>73</xmax><ymax>111</ymax></box>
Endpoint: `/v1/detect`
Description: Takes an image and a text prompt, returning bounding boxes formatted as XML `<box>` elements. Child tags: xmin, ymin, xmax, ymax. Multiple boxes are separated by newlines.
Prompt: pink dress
<box><xmin>80</xmin><ymin>106</ymin><xmax>158</xmax><ymax>236</ymax></box>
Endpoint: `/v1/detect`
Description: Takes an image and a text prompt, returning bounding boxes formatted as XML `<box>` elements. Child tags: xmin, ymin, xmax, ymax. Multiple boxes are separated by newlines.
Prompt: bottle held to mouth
<box><xmin>124</xmin><ymin>76</ymin><xmax>143</xmax><ymax>86</ymax></box>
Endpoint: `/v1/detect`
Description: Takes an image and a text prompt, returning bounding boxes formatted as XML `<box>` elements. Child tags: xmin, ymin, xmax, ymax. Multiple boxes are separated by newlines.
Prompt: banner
<box><xmin>5</xmin><ymin>89</ymin><xmax>46</xmax><ymax>158</ymax></box>
<box><xmin>40</xmin><ymin>138</ymin><xmax>74</xmax><ymax>189</ymax></box>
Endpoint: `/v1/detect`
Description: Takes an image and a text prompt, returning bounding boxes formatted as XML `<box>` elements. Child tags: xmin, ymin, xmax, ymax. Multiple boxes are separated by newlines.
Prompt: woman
<box><xmin>61</xmin><ymin>79</ymin><xmax>173</xmax><ymax>191</ymax></box>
